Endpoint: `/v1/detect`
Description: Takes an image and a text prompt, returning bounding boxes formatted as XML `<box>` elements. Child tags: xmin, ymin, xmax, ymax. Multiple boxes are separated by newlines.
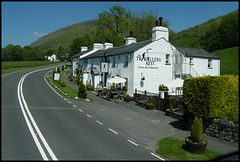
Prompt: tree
<box><xmin>95</xmin><ymin>4</ymin><xmax>131</xmax><ymax>46</ymax></box>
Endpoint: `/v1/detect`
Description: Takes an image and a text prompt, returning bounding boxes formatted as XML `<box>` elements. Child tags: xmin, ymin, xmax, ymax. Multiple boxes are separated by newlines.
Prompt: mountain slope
<box><xmin>30</xmin><ymin>19</ymin><xmax>97</xmax><ymax>51</ymax></box>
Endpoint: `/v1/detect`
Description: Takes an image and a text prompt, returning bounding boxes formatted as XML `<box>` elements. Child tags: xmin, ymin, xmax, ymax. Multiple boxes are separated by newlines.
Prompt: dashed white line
<box><xmin>67</xmin><ymin>101</ymin><xmax>71</xmax><ymax>104</ymax></box>
<box><xmin>96</xmin><ymin>120</ymin><xmax>103</xmax><ymax>125</ymax></box>
<box><xmin>127</xmin><ymin>139</ymin><xmax>138</xmax><ymax>146</ymax></box>
<box><xmin>78</xmin><ymin>109</ymin><xmax>83</xmax><ymax>112</ymax></box>
<box><xmin>108</xmin><ymin>128</ymin><xmax>118</xmax><ymax>134</ymax></box>
<box><xmin>72</xmin><ymin>105</ymin><xmax>76</xmax><ymax>108</ymax></box>
<box><xmin>150</xmin><ymin>153</ymin><xmax>165</xmax><ymax>160</ymax></box>
<box><xmin>86</xmin><ymin>114</ymin><xmax>92</xmax><ymax>118</ymax></box>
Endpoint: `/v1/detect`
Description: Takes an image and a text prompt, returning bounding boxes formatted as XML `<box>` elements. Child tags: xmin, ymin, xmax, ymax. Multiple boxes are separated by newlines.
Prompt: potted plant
<box><xmin>86</xmin><ymin>83</ymin><xmax>94</xmax><ymax>91</ymax></box>
<box><xmin>78</xmin><ymin>81</ymin><xmax>87</xmax><ymax>98</ymax></box>
<box><xmin>184</xmin><ymin>116</ymin><xmax>208</xmax><ymax>154</ymax></box>
<box><xmin>159</xmin><ymin>84</ymin><xmax>168</xmax><ymax>91</ymax></box>
<box><xmin>145</xmin><ymin>102</ymin><xmax>154</xmax><ymax>110</ymax></box>
<box><xmin>123</xmin><ymin>94</ymin><xmax>132</xmax><ymax>102</ymax></box>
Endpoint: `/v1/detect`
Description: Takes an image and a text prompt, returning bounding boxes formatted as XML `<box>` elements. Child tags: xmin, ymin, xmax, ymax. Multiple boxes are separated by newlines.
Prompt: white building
<box><xmin>72</xmin><ymin>18</ymin><xmax>220</xmax><ymax>96</ymax></box>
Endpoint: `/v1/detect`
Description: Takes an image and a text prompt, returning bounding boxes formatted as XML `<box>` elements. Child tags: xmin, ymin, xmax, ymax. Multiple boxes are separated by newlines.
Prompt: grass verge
<box><xmin>46</xmin><ymin>75</ymin><xmax>94</xmax><ymax>102</ymax></box>
<box><xmin>156</xmin><ymin>137</ymin><xmax>223</xmax><ymax>160</ymax></box>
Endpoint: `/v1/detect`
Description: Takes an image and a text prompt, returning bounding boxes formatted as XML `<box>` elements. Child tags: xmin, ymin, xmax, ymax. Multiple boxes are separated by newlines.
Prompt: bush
<box><xmin>191</xmin><ymin>116</ymin><xmax>203</xmax><ymax>142</ymax></box>
<box><xmin>57</xmin><ymin>66</ymin><xmax>60</xmax><ymax>73</ymax></box>
<box><xmin>78</xmin><ymin>81</ymin><xmax>87</xmax><ymax>93</ymax></box>
<box><xmin>59</xmin><ymin>78</ymin><xmax>66</xmax><ymax>87</ymax></box>
<box><xmin>124</xmin><ymin>93</ymin><xmax>132</xmax><ymax>98</ymax></box>
<box><xmin>183</xmin><ymin>75</ymin><xmax>238</xmax><ymax>122</ymax></box>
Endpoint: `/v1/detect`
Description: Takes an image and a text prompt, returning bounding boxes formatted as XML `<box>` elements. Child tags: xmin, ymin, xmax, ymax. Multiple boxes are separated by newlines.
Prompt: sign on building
<box><xmin>101</xmin><ymin>62</ymin><xmax>108</xmax><ymax>73</ymax></box>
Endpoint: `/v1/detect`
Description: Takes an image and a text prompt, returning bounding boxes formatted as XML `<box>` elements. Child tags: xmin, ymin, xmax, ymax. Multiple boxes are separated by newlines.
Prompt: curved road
<box><xmin>2</xmin><ymin>67</ymin><xmax>162</xmax><ymax>160</ymax></box>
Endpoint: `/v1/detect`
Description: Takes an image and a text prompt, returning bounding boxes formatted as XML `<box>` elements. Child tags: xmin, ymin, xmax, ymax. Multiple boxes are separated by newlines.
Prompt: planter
<box><xmin>78</xmin><ymin>92</ymin><xmax>87</xmax><ymax>98</ymax></box>
<box><xmin>87</xmin><ymin>87</ymin><xmax>94</xmax><ymax>91</ymax></box>
<box><xmin>183</xmin><ymin>136</ymin><xmax>207</xmax><ymax>154</ymax></box>
<box><xmin>123</xmin><ymin>97</ymin><xmax>131</xmax><ymax>102</ymax></box>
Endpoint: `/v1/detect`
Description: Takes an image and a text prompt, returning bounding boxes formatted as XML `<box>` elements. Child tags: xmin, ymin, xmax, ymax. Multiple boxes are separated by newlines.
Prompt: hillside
<box><xmin>30</xmin><ymin>9</ymin><xmax>237</xmax><ymax>52</ymax></box>
<box><xmin>30</xmin><ymin>19</ymin><xmax>97</xmax><ymax>51</ymax></box>
<box><xmin>172</xmin><ymin>9</ymin><xmax>238</xmax><ymax>47</ymax></box>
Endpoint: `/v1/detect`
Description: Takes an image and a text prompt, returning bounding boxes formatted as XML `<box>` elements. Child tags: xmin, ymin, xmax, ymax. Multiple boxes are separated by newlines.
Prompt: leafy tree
<box><xmin>95</xmin><ymin>4</ymin><xmax>131</xmax><ymax>46</ymax></box>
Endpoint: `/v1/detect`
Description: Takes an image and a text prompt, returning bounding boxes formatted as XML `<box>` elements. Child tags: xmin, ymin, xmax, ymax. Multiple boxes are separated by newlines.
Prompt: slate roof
<box><xmin>83</xmin><ymin>40</ymin><xmax>152</xmax><ymax>59</ymax></box>
<box><xmin>175</xmin><ymin>46</ymin><xmax>220</xmax><ymax>59</ymax></box>
<box><xmin>72</xmin><ymin>49</ymin><xmax>92</xmax><ymax>59</ymax></box>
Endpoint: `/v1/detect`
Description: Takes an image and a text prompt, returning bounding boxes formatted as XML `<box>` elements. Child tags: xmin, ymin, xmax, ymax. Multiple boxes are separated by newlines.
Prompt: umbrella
<box><xmin>107</xmin><ymin>76</ymin><xmax>126</xmax><ymax>84</ymax></box>
<box><xmin>166</xmin><ymin>78</ymin><xmax>184</xmax><ymax>88</ymax></box>
<box><xmin>166</xmin><ymin>78</ymin><xmax>184</xmax><ymax>95</ymax></box>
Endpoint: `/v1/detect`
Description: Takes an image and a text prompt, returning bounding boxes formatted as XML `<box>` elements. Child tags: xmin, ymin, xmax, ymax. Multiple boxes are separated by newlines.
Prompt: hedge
<box><xmin>183</xmin><ymin>75</ymin><xmax>238</xmax><ymax>122</ymax></box>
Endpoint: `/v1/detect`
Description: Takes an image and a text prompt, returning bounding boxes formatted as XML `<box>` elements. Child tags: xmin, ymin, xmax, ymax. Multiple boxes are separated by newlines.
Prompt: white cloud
<box><xmin>33</xmin><ymin>32</ymin><xmax>48</xmax><ymax>38</ymax></box>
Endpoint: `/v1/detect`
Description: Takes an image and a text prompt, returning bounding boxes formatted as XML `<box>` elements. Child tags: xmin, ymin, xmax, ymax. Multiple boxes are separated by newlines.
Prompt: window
<box><xmin>84</xmin><ymin>59</ymin><xmax>88</xmax><ymax>67</ymax></box>
<box><xmin>208</xmin><ymin>59</ymin><xmax>212</xmax><ymax>69</ymax></box>
<box><xmin>112</xmin><ymin>57</ymin><xmax>116</xmax><ymax>68</ymax></box>
<box><xmin>124</xmin><ymin>55</ymin><xmax>128</xmax><ymax>67</ymax></box>
<box><xmin>165</xmin><ymin>54</ymin><xmax>170</xmax><ymax>65</ymax></box>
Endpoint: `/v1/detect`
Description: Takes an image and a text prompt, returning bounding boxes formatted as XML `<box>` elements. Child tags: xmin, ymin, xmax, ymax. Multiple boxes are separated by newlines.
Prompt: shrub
<box><xmin>124</xmin><ymin>93</ymin><xmax>132</xmax><ymax>98</ymax></box>
<box><xmin>191</xmin><ymin>116</ymin><xmax>203</xmax><ymax>143</ymax></box>
<box><xmin>59</xmin><ymin>78</ymin><xmax>66</xmax><ymax>87</ymax></box>
<box><xmin>183</xmin><ymin>75</ymin><xmax>238</xmax><ymax>122</ymax></box>
<box><xmin>57</xmin><ymin>66</ymin><xmax>60</xmax><ymax>73</ymax></box>
<box><xmin>78</xmin><ymin>81</ymin><xmax>87</xmax><ymax>93</ymax></box>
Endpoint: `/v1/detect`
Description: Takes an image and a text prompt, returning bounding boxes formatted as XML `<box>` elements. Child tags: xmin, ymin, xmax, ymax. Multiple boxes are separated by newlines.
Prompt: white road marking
<box><xmin>108</xmin><ymin>128</ymin><xmax>118</xmax><ymax>135</ymax></box>
<box><xmin>150</xmin><ymin>153</ymin><xmax>165</xmax><ymax>160</ymax></box>
<box><xmin>72</xmin><ymin>105</ymin><xmax>76</xmax><ymax>108</ymax></box>
<box><xmin>96</xmin><ymin>120</ymin><xmax>103</xmax><ymax>125</ymax></box>
<box><xmin>78</xmin><ymin>109</ymin><xmax>83</xmax><ymax>112</ymax></box>
<box><xmin>127</xmin><ymin>139</ymin><xmax>138</xmax><ymax>146</ymax></box>
<box><xmin>86</xmin><ymin>114</ymin><xmax>92</xmax><ymax>118</ymax></box>
<box><xmin>18</xmin><ymin>68</ymin><xmax>58</xmax><ymax>160</ymax></box>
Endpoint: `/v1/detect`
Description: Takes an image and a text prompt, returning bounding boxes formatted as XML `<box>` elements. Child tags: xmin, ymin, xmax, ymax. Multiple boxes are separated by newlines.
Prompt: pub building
<box><xmin>72</xmin><ymin>17</ymin><xmax>220</xmax><ymax>96</ymax></box>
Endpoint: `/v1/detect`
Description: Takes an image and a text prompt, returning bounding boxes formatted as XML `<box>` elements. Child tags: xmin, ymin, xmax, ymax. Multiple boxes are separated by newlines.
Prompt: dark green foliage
<box><xmin>59</xmin><ymin>78</ymin><xmax>66</xmax><ymax>87</ymax></box>
<box><xmin>191</xmin><ymin>116</ymin><xmax>203</xmax><ymax>142</ymax></box>
<box><xmin>78</xmin><ymin>81</ymin><xmax>87</xmax><ymax>93</ymax></box>
<box><xmin>183</xmin><ymin>75</ymin><xmax>239</xmax><ymax>122</ymax></box>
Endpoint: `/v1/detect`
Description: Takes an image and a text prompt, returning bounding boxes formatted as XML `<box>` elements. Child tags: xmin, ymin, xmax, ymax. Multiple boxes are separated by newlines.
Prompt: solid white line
<box><xmin>127</xmin><ymin>139</ymin><xmax>138</xmax><ymax>146</ymax></box>
<box><xmin>18</xmin><ymin>68</ymin><xmax>58</xmax><ymax>160</ymax></box>
<box><xmin>86</xmin><ymin>114</ymin><xmax>92</xmax><ymax>118</ymax></box>
<box><xmin>150</xmin><ymin>153</ymin><xmax>165</xmax><ymax>160</ymax></box>
<box><xmin>17</xmin><ymin>77</ymin><xmax>48</xmax><ymax>160</ymax></box>
<box><xmin>108</xmin><ymin>128</ymin><xmax>118</xmax><ymax>134</ymax></box>
<box><xmin>96</xmin><ymin>120</ymin><xmax>103</xmax><ymax>125</ymax></box>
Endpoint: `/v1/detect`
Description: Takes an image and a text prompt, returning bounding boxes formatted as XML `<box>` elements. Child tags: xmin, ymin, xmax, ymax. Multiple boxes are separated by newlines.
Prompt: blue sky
<box><xmin>1</xmin><ymin>1</ymin><xmax>239</xmax><ymax>48</ymax></box>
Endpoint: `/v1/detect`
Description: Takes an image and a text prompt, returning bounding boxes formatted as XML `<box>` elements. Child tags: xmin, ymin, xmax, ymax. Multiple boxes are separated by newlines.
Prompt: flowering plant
<box><xmin>221</xmin><ymin>119</ymin><xmax>229</xmax><ymax>128</ymax></box>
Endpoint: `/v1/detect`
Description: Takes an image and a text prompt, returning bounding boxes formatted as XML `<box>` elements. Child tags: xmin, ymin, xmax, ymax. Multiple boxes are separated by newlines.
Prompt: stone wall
<box><xmin>187</xmin><ymin>116</ymin><xmax>238</xmax><ymax>143</ymax></box>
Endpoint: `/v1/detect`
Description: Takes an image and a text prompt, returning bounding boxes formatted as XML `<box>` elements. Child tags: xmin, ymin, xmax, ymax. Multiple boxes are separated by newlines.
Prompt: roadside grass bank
<box><xmin>46</xmin><ymin>75</ymin><xmax>94</xmax><ymax>102</ymax></box>
<box><xmin>156</xmin><ymin>137</ymin><xmax>223</xmax><ymax>160</ymax></box>
<box><xmin>2</xmin><ymin>61</ymin><xmax>63</xmax><ymax>75</ymax></box>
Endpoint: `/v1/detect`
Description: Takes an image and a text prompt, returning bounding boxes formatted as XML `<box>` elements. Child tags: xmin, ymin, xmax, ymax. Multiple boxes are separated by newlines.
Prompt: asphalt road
<box><xmin>2</xmin><ymin>67</ymin><xmax>162</xmax><ymax>160</ymax></box>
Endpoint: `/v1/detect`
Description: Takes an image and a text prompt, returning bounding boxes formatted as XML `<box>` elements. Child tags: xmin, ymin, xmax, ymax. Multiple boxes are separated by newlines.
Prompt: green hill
<box><xmin>213</xmin><ymin>47</ymin><xmax>239</xmax><ymax>75</ymax></box>
<box><xmin>172</xmin><ymin>9</ymin><xmax>238</xmax><ymax>47</ymax></box>
<box><xmin>30</xmin><ymin>10</ymin><xmax>237</xmax><ymax>53</ymax></box>
<box><xmin>30</xmin><ymin>19</ymin><xmax>97</xmax><ymax>51</ymax></box>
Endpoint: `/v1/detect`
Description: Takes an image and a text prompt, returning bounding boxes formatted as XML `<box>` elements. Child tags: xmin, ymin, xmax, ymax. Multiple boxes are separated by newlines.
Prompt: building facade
<box><xmin>71</xmin><ymin>18</ymin><xmax>220</xmax><ymax>96</ymax></box>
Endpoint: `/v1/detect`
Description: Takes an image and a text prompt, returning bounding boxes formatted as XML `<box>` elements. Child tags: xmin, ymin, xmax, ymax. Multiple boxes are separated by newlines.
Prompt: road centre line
<box><xmin>18</xmin><ymin>67</ymin><xmax>58</xmax><ymax>160</ymax></box>
<box><xmin>96</xmin><ymin>120</ymin><xmax>103</xmax><ymax>125</ymax></box>
<box><xmin>86</xmin><ymin>114</ymin><xmax>92</xmax><ymax>118</ymax></box>
<box><xmin>78</xmin><ymin>109</ymin><xmax>83</xmax><ymax>112</ymax></box>
<box><xmin>127</xmin><ymin>139</ymin><xmax>138</xmax><ymax>146</ymax></box>
<box><xmin>108</xmin><ymin>128</ymin><xmax>118</xmax><ymax>135</ymax></box>
<box><xmin>72</xmin><ymin>105</ymin><xmax>76</xmax><ymax>108</ymax></box>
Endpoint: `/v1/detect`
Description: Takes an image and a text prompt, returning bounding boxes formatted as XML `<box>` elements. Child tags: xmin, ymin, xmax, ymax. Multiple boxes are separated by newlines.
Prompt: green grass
<box><xmin>46</xmin><ymin>76</ymin><xmax>94</xmax><ymax>102</ymax></box>
<box><xmin>1</xmin><ymin>61</ymin><xmax>63</xmax><ymax>75</ymax></box>
<box><xmin>156</xmin><ymin>137</ymin><xmax>223</xmax><ymax>160</ymax></box>
<box><xmin>213</xmin><ymin>47</ymin><xmax>239</xmax><ymax>75</ymax></box>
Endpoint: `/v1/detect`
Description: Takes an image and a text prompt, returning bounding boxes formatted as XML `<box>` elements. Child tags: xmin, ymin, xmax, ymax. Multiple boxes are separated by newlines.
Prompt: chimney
<box><xmin>81</xmin><ymin>46</ymin><xmax>88</xmax><ymax>52</ymax></box>
<box><xmin>93</xmin><ymin>41</ymin><xmax>104</xmax><ymax>50</ymax></box>
<box><xmin>159</xmin><ymin>17</ymin><xmax>163</xmax><ymax>26</ymax></box>
<box><xmin>104</xmin><ymin>42</ymin><xmax>113</xmax><ymax>49</ymax></box>
<box><xmin>152</xmin><ymin>17</ymin><xmax>169</xmax><ymax>41</ymax></box>
<box><xmin>156</xmin><ymin>20</ymin><xmax>158</xmax><ymax>26</ymax></box>
<box><xmin>126</xmin><ymin>31</ymin><xmax>136</xmax><ymax>45</ymax></box>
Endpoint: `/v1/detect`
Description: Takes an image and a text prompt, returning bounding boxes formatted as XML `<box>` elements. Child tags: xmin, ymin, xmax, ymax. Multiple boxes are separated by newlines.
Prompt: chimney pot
<box><xmin>159</xmin><ymin>17</ymin><xmax>163</xmax><ymax>26</ymax></box>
